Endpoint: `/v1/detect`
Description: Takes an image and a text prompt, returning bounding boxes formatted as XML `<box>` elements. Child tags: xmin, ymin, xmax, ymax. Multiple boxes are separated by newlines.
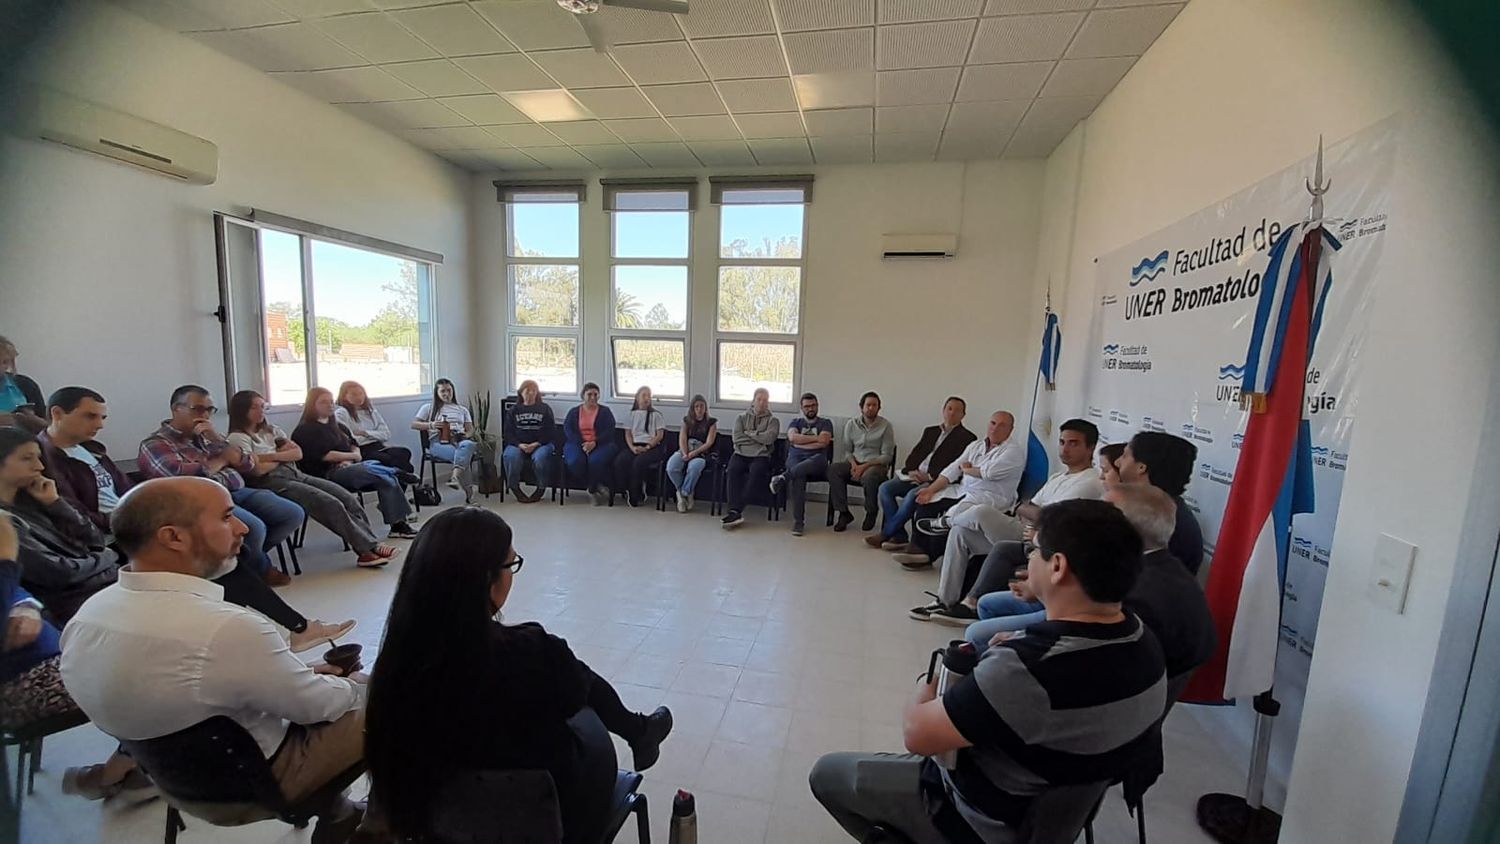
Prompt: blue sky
<box><xmin>261</xmin><ymin>230</ymin><xmax>422</xmax><ymax>326</ymax></box>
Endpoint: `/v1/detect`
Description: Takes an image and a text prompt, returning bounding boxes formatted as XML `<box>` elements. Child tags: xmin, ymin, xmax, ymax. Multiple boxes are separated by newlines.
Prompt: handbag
<box><xmin>413</xmin><ymin>485</ymin><xmax>442</xmax><ymax>507</ymax></box>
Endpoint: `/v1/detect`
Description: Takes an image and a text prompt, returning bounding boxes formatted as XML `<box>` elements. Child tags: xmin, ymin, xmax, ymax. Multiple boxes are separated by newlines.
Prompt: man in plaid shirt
<box><xmin>138</xmin><ymin>385</ymin><xmax>303</xmax><ymax>587</ymax></box>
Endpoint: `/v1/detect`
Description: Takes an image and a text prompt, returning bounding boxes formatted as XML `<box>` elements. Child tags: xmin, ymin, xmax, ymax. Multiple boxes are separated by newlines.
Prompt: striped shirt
<box><xmin>934</xmin><ymin>615</ymin><xmax>1166</xmax><ymax>840</ymax></box>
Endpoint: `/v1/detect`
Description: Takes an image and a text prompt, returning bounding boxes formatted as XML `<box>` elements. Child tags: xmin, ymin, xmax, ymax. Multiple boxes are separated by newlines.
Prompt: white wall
<box><xmin>1037</xmin><ymin>0</ymin><xmax>1500</xmax><ymax>840</ymax></box>
<box><xmin>473</xmin><ymin>160</ymin><xmax>1046</xmax><ymax>445</ymax></box>
<box><xmin>0</xmin><ymin>2</ymin><xmax>472</xmax><ymax>460</ymax></box>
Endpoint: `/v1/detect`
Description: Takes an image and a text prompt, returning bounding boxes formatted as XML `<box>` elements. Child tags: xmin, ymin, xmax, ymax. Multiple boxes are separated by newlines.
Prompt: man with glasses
<box><xmin>769</xmin><ymin>392</ymin><xmax>833</xmax><ymax>537</ymax></box>
<box><xmin>139</xmin><ymin>385</ymin><xmax>303</xmax><ymax>587</ymax></box>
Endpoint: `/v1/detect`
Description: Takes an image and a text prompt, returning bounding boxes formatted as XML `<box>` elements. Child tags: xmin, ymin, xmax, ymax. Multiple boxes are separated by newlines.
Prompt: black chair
<box><xmin>855</xmin><ymin>777</ymin><xmax>1109</xmax><ymax>844</ymax></box>
<box><xmin>119</xmin><ymin>716</ymin><xmax>365</xmax><ymax>844</ymax></box>
<box><xmin>715</xmin><ymin>439</ymin><xmax>787</xmax><ymax>521</ymax></box>
<box><xmin>1</xmin><ymin>708</ymin><xmax>91</xmax><ymax>826</ymax></box>
<box><xmin>418</xmin><ymin>429</ymin><xmax>492</xmax><ymax>503</ymax></box>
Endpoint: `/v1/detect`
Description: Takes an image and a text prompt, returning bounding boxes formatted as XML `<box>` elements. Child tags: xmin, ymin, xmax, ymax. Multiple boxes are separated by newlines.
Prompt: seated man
<box><xmin>865</xmin><ymin>396</ymin><xmax>975</xmax><ymax>550</ymax></box>
<box><xmin>60</xmin><ymin>477</ymin><xmax>368</xmax><ymax>841</ymax></box>
<box><xmin>920</xmin><ymin>418</ymin><xmax>1104</xmax><ymax>626</ymax></box>
<box><xmin>721</xmin><ymin>388</ymin><xmax>778</xmax><ymax>530</ymax></box>
<box><xmin>769</xmin><ymin>392</ymin><xmax>833</xmax><ymax>537</ymax></box>
<box><xmin>40</xmin><ymin>386</ymin><xmax>351</xmax><ymax>650</ymax></box>
<box><xmin>810</xmin><ymin>499</ymin><xmax>1166</xmax><ymax>843</ymax></box>
<box><xmin>139</xmin><ymin>385</ymin><xmax>303</xmax><ymax>586</ymax></box>
<box><xmin>0</xmin><ymin>335</ymin><xmax>46</xmax><ymax>434</ymax></box>
<box><xmin>1114</xmin><ymin>431</ymin><xmax>1205</xmax><ymax>574</ymax></box>
<box><xmin>828</xmin><ymin>392</ymin><xmax>895</xmax><ymax>533</ymax></box>
<box><xmin>893</xmin><ymin>411</ymin><xmax>1025</xmax><ymax>573</ymax></box>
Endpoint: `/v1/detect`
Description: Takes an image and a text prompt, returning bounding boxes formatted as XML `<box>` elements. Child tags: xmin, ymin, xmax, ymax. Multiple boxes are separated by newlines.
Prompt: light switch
<box><xmin>1367</xmin><ymin>533</ymin><xmax>1417</xmax><ymax>614</ymax></box>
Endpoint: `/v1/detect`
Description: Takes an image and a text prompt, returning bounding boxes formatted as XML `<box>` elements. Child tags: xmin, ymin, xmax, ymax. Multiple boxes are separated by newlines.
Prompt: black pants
<box><xmin>216</xmin><ymin>562</ymin><xmax>307</xmax><ymax>632</ymax></box>
<box><xmin>726</xmin><ymin>454</ymin><xmax>770</xmax><ymax>514</ymax></box>
<box><xmin>613</xmin><ymin>448</ymin><xmax>665</xmax><ymax>505</ymax></box>
<box><xmin>968</xmin><ymin>540</ymin><xmax>1027</xmax><ymax>602</ymax></box>
<box><xmin>582</xmin><ymin>666</ymin><xmax>647</xmax><ymax>743</ymax></box>
<box><xmin>359</xmin><ymin>442</ymin><xmax>415</xmax><ymax>474</ymax></box>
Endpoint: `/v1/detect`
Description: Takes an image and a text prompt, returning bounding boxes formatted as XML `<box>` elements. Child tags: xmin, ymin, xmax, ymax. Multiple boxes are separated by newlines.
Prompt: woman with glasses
<box><xmin>365</xmin><ymin>507</ymin><xmax>672</xmax><ymax>842</ymax></box>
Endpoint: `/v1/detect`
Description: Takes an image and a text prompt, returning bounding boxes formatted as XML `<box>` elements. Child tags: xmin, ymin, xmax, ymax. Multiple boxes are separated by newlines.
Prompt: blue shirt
<box><xmin>0</xmin><ymin>376</ymin><xmax>27</xmax><ymax>414</ymax></box>
<box><xmin>787</xmin><ymin>416</ymin><xmax>832</xmax><ymax>453</ymax></box>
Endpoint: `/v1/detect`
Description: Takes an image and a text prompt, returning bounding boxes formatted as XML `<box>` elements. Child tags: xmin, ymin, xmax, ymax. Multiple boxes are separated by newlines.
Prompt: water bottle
<box><xmin>926</xmin><ymin>640</ymin><xmax>978</xmax><ymax>769</ymax></box>
<box><xmin>668</xmin><ymin>789</ymin><xmax>697</xmax><ymax>844</ymax></box>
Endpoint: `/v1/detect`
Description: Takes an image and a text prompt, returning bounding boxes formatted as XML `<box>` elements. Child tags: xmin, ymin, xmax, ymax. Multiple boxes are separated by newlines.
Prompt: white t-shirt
<box><xmin>627</xmin><ymin>408</ymin><xmax>663</xmax><ymax>444</ymax></box>
<box><xmin>64</xmin><ymin>444</ymin><xmax>120</xmax><ymax>513</ymax></box>
<box><xmin>225</xmin><ymin>426</ymin><xmax>286</xmax><ymax>458</ymax></box>
<box><xmin>1031</xmin><ymin>467</ymin><xmax>1105</xmax><ymax>507</ymax></box>
<box><xmin>415</xmin><ymin>402</ymin><xmax>473</xmax><ymax>435</ymax></box>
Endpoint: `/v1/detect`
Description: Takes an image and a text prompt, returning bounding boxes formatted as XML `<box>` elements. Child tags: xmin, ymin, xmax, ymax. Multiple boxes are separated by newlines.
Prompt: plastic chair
<box><xmin>1</xmin><ymin>708</ymin><xmax>91</xmax><ymax>827</ymax></box>
<box><xmin>118</xmin><ymin>716</ymin><xmax>365</xmax><ymax>844</ymax></box>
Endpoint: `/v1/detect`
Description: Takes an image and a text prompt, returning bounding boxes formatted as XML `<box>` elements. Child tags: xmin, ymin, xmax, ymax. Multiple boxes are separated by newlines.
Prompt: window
<box><xmin>504</xmin><ymin>187</ymin><xmax>583</xmax><ymax>394</ymax></box>
<box><xmin>606</xmin><ymin>182</ymin><xmax>693</xmax><ymax>400</ymax></box>
<box><xmin>711</xmin><ymin>179</ymin><xmax>810</xmax><ymax>404</ymax></box>
<box><xmin>215</xmin><ymin>212</ymin><xmax>438</xmax><ymax>407</ymax></box>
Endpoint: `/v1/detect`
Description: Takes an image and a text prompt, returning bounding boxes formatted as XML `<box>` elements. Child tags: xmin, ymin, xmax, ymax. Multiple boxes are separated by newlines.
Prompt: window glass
<box><xmin>512</xmin><ymin>265</ymin><xmax>580</xmax><ymax>327</ymax></box>
<box><xmin>613</xmin><ymin>338</ymin><xmax>685</xmax><ymax>399</ymax></box>
<box><xmin>716</xmin><ymin>267</ymin><xmax>801</xmax><ymax>333</ymax></box>
<box><xmin>513</xmin><ymin>336</ymin><xmax>579</xmax><ymax>395</ymax></box>
<box><xmin>719</xmin><ymin>342</ymin><xmax>794</xmax><ymax>404</ymax></box>
<box><xmin>719</xmin><ymin>205</ymin><xmax>803</xmax><ymax>259</ymax></box>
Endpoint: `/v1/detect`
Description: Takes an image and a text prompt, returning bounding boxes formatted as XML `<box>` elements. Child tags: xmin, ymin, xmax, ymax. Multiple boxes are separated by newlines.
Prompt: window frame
<box><xmin>606</xmin><ymin>191</ymin><xmax>693</xmax><ymax>404</ymax></box>
<box><xmin>504</xmin><ymin>198</ymin><xmax>583</xmax><ymax>396</ymax></box>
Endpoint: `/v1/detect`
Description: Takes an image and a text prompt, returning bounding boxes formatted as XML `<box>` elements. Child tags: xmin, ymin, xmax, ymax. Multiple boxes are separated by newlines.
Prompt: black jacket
<box><xmin>504</xmin><ymin>401</ymin><xmax>556</xmax><ymax>447</ymax></box>
<box><xmin>1124</xmin><ymin>549</ymin><xmax>1217</xmax><ymax>679</ymax></box>
<box><xmin>0</xmin><ymin>493</ymin><xmax>120</xmax><ymax>624</ymax></box>
<box><xmin>902</xmin><ymin>423</ymin><xmax>976</xmax><ymax>476</ymax></box>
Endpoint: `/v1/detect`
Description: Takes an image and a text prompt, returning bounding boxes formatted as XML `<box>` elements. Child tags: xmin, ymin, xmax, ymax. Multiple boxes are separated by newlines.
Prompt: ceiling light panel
<box><xmin>1065</xmin><ymin>5</ymin><xmax>1184</xmax><ymax>58</ymax></box>
<box><xmin>501</xmin><ymin>89</ymin><xmax>594</xmax><ymax>122</ymax></box>
<box><xmin>716</xmin><ymin>78</ymin><xmax>799</xmax><ymax>113</ymax></box>
<box><xmin>877</xmin><ymin>0</ymin><xmax>985</xmax><ymax>25</ymax></box>
<box><xmin>314</xmin><ymin>12</ymin><xmax>438</xmax><ymax>63</ymax></box>
<box><xmin>382</xmin><ymin>59</ymin><xmax>489</xmax><ymax>96</ymax></box>
<box><xmin>693</xmin><ymin>36</ymin><xmax>788</xmax><ymax>80</ymax></box>
<box><xmin>969</xmin><ymin>12</ymin><xmax>1084</xmax><ymax>63</ymax></box>
<box><xmin>784</xmin><ymin>28</ymin><xmax>875</xmax><ymax>74</ymax></box>
<box><xmin>774</xmin><ymin>0</ymin><xmax>876</xmax><ymax>32</ymax></box>
<box><xmin>641</xmin><ymin>82</ymin><xmax>726</xmax><ymax>116</ymax></box>
<box><xmin>610</xmin><ymin>42</ymin><xmax>708</xmax><ymax>85</ymax></box>
<box><xmin>530</xmin><ymin>48</ymin><xmax>632</xmax><ymax>89</ymax></box>
<box><xmin>389</xmin><ymin>5</ymin><xmax>518</xmax><ymax>56</ymax></box>
<box><xmin>473</xmin><ymin>0</ymin><xmax>591</xmax><ymax>51</ymax></box>
<box><xmin>681</xmin><ymin>0</ymin><xmax>775</xmax><ymax>38</ymax></box>
<box><xmin>876</xmin><ymin>67</ymin><xmax>960</xmax><ymax>105</ymax></box>
<box><xmin>792</xmin><ymin>71</ymin><xmax>876</xmax><ymax>109</ymax></box>
<box><xmin>877</xmin><ymin>19</ymin><xmax>977</xmax><ymax>70</ymax></box>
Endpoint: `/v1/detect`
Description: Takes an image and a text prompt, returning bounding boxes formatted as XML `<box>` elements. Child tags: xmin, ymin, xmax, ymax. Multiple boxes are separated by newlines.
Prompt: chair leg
<box><xmin>1085</xmin><ymin>821</ymin><xmax>1095</xmax><ymax>844</ymax></box>
<box><xmin>287</xmin><ymin>541</ymin><xmax>302</xmax><ymax>576</ymax></box>
<box><xmin>14</xmin><ymin>741</ymin><xmax>28</xmax><ymax>807</ymax></box>
<box><xmin>633</xmin><ymin>792</ymin><xmax>650</xmax><ymax>844</ymax></box>
<box><xmin>26</xmin><ymin>738</ymin><xmax>41</xmax><ymax>794</ymax></box>
<box><xmin>274</xmin><ymin>544</ymin><xmax>290</xmax><ymax>576</ymax></box>
<box><xmin>165</xmin><ymin>806</ymin><xmax>185</xmax><ymax>844</ymax></box>
<box><xmin>1137</xmin><ymin>802</ymin><xmax>1147</xmax><ymax>843</ymax></box>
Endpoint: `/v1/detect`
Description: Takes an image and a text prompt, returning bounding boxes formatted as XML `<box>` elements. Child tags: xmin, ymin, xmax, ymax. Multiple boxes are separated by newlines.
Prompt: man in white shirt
<box><xmin>60</xmin><ymin>477</ymin><xmax>367</xmax><ymax>841</ymax></box>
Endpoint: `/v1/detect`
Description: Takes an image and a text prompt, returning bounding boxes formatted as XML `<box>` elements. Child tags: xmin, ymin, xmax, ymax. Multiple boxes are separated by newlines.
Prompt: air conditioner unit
<box><xmin>14</xmin><ymin>86</ymin><xmax>218</xmax><ymax>185</ymax></box>
<box><xmin>881</xmin><ymin>233</ymin><xmax>957</xmax><ymax>259</ymax></box>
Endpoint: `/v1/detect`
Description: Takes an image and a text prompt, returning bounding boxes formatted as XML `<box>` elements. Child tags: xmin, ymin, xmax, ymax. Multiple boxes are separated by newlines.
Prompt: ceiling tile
<box><xmin>716</xmin><ymin>78</ymin><xmax>799</xmax><ymax>113</ymax></box>
<box><xmin>693</xmin><ymin>36</ymin><xmax>787</xmax><ymax>81</ymax></box>
<box><xmin>945</xmin><ymin>98</ymin><xmax>1028</xmax><ymax>132</ymax></box>
<box><xmin>573</xmin><ymin>144</ymin><xmax>649</xmax><ymax>168</ymax></box>
<box><xmin>519</xmin><ymin>146</ymin><xmax>594</xmax><ymax>169</ymax></box>
<box><xmin>270</xmin><ymin>66</ymin><xmax>421</xmax><ymax>103</ymax></box>
<box><xmin>681</xmin><ymin>0</ymin><xmax>775</xmax><ymax>38</ymax></box>
<box><xmin>749</xmin><ymin>137</ymin><xmax>814</xmax><ymax>164</ymax></box>
<box><xmin>543</xmin><ymin>120</ymin><xmax>621</xmax><ymax>144</ymax></box>
<box><xmin>937</xmin><ymin>130</ymin><xmax>1006</xmax><ymax>159</ymax></box>
<box><xmin>470</xmin><ymin>148</ymin><xmax>546</xmax><ymax>170</ymax></box>
<box><xmin>735</xmin><ymin>111</ymin><xmax>806</xmax><ymax>139</ymax></box>
<box><xmin>956</xmin><ymin>60</ymin><xmax>1052</xmax><ymax>100</ymax></box>
<box><xmin>875</xmin><ymin>131</ymin><xmax>940</xmax><ymax>161</ymax></box>
<box><xmin>1003</xmin><ymin>122</ymin><xmax>1072</xmax><ymax>157</ymax></box>
<box><xmin>339</xmin><ymin>99</ymin><xmax>473</xmax><ymax>130</ymax></box>
<box><xmin>803</xmin><ymin>107</ymin><xmax>873</xmax><ymax>135</ymax></box>
<box><xmin>483</xmin><ymin>123</ymin><xmax>567</xmax><ymax>147</ymax></box>
<box><xmin>983</xmin><ymin>0</ymin><xmax>1094</xmax><ymax>13</ymax></box>
<box><xmin>602</xmin><ymin>117</ymin><xmax>681</xmax><ymax>142</ymax></box>
<box><xmin>1017</xmin><ymin>94</ymin><xmax>1101</xmax><ymax>131</ymax></box>
<box><xmin>390</xmin><ymin>4</ymin><xmax>518</xmax><ymax>57</ymax></box>
<box><xmin>435</xmin><ymin>93</ymin><xmax>532</xmax><ymax>125</ymax></box>
<box><xmin>876</xmin><ymin>103</ymin><xmax>950</xmax><ymax>133</ymax></box>
<box><xmin>192</xmin><ymin>23</ymin><xmax>364</xmax><ymax>72</ymax></box>
<box><xmin>313</xmin><ymin>12</ymin><xmax>438</xmax><ymax>63</ymax></box>
<box><xmin>1065</xmin><ymin>5</ymin><xmax>1183</xmax><ymax>58</ymax></box>
<box><xmin>810</xmin><ymin>134</ymin><xmax>873</xmax><ymax>163</ymax></box>
<box><xmin>969</xmin><ymin>12</ymin><xmax>1084</xmax><ymax>62</ymax></box>
<box><xmin>774</xmin><ymin>0</ymin><xmax>875</xmax><ymax>32</ymax></box>
<box><xmin>641</xmin><ymin>82</ymin><xmax>725</xmax><ymax>116</ymax></box>
<box><xmin>403</xmin><ymin>126</ymin><xmax>505</xmax><ymax>150</ymax></box>
<box><xmin>265</xmin><ymin>0</ymin><xmax>373</xmax><ymax>18</ymax></box>
<box><xmin>454</xmin><ymin>53</ymin><xmax>556</xmax><ymax>92</ymax></box>
<box><xmin>572</xmin><ymin>87</ymin><xmax>660</xmax><ymax>119</ymax></box>
<box><xmin>792</xmin><ymin>71</ymin><xmax>876</xmax><ymax>109</ymax></box>
<box><xmin>117</xmin><ymin>0</ymin><xmax>294</xmax><ymax>31</ymax></box>
<box><xmin>594</xmin><ymin>4</ymin><xmax>685</xmax><ymax>44</ymax></box>
<box><xmin>1040</xmin><ymin>55</ymin><xmax>1135</xmax><ymax>96</ymax></box>
<box><xmin>610</xmin><ymin>42</ymin><xmax>707</xmax><ymax>85</ymax></box>
<box><xmin>502</xmin><ymin>89</ymin><xmax>594</xmax><ymax>121</ymax></box>
<box><xmin>688</xmin><ymin>140</ymin><xmax>758</xmax><ymax>165</ymax></box>
<box><xmin>876</xmin><ymin>67</ymin><xmax>960</xmax><ymax>105</ymax></box>
<box><xmin>667</xmin><ymin>115</ymin><xmax>743</xmax><ymax>141</ymax></box>
<box><xmin>632</xmin><ymin>142</ymin><xmax>701</xmax><ymax>167</ymax></box>
<box><xmin>784</xmin><ymin>28</ymin><xmax>874</xmax><ymax>74</ymax></box>
<box><xmin>382</xmin><ymin>59</ymin><xmax>488</xmax><ymax>96</ymax></box>
<box><xmin>878</xmin><ymin>0</ymin><xmax>986</xmax><ymax>23</ymax></box>
<box><xmin>876</xmin><ymin>19</ymin><xmax>976</xmax><ymax>69</ymax></box>
<box><xmin>473</xmin><ymin>0</ymin><xmax>591</xmax><ymax>50</ymax></box>
<box><xmin>530</xmin><ymin>48</ymin><xmax>631</xmax><ymax>88</ymax></box>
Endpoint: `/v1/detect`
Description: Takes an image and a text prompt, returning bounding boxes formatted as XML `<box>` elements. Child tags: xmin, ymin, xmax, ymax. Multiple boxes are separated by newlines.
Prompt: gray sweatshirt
<box><xmin>732</xmin><ymin>410</ymin><xmax>778</xmax><ymax>457</ymax></box>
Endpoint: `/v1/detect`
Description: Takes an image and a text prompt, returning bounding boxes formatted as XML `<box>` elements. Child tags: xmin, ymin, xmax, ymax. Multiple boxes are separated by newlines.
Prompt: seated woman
<box><xmin>562</xmin><ymin>383</ymin><xmax>617</xmax><ymax>506</ymax></box>
<box><xmin>335</xmin><ymin>380</ymin><xmax>415</xmax><ymax>475</ymax></box>
<box><xmin>666</xmin><ymin>394</ymin><xmax>717</xmax><ymax>513</ymax></box>
<box><xmin>292</xmin><ymin>388</ymin><xmax>417</xmax><ymax>539</ymax></box>
<box><xmin>502</xmin><ymin>379</ymin><xmax>556</xmax><ymax>500</ymax></box>
<box><xmin>0</xmin><ymin>336</ymin><xmax>46</xmax><ymax>434</ymax></box>
<box><xmin>365</xmin><ymin>507</ymin><xmax>672</xmax><ymax>842</ymax></box>
<box><xmin>613</xmin><ymin>386</ymin><xmax>664</xmax><ymax>508</ymax></box>
<box><xmin>227</xmin><ymin>390</ymin><xmax>399</xmax><ymax>568</ymax></box>
<box><xmin>412</xmin><ymin>378</ymin><xmax>478</xmax><ymax>501</ymax></box>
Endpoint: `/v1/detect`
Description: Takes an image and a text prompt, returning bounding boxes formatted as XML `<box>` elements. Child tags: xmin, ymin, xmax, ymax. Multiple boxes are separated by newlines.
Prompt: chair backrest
<box><xmin>428</xmin><ymin>769</ymin><xmax>564</xmax><ymax>844</ymax></box>
<box><xmin>419</xmin><ymin>428</ymin><xmax>432</xmax><ymax>452</ymax></box>
<box><xmin>1018</xmin><ymin>779</ymin><xmax>1112</xmax><ymax>844</ymax></box>
<box><xmin>117</xmin><ymin>716</ymin><xmax>286</xmax><ymax>809</ymax></box>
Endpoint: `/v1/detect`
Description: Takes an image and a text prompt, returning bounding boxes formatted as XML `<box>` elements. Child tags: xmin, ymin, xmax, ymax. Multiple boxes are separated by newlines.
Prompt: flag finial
<box><xmin>1306</xmin><ymin>135</ymin><xmax>1330</xmax><ymax>222</ymax></box>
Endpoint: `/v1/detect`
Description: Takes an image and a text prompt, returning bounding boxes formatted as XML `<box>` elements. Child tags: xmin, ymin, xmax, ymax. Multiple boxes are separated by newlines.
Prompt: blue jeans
<box><xmin>964</xmin><ymin>591</ymin><xmax>1047</xmax><ymax>652</ymax></box>
<box><xmin>328</xmin><ymin>462</ymin><xmax>412</xmax><ymax>525</ymax></box>
<box><xmin>564</xmin><ymin>441</ymin><xmax>618</xmax><ymax>491</ymax></box>
<box><xmin>428</xmin><ymin>439</ymin><xmax>478</xmax><ymax>470</ymax></box>
<box><xmin>503</xmin><ymin>443</ymin><xmax>556</xmax><ymax>487</ymax></box>
<box><xmin>230</xmin><ymin>487</ymin><xmax>304</xmax><ymax>576</ymax></box>
<box><xmin>878</xmin><ymin>479</ymin><xmax>921</xmax><ymax>541</ymax></box>
<box><xmin>783</xmin><ymin>448</ymin><xmax>828</xmax><ymax>525</ymax></box>
<box><xmin>665</xmin><ymin>451</ymin><xmax>707</xmax><ymax>495</ymax></box>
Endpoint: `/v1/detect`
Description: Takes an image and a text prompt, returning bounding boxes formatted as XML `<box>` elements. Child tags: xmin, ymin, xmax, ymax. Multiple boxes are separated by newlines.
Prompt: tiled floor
<box><xmin>13</xmin><ymin>494</ymin><xmax>1248</xmax><ymax>843</ymax></box>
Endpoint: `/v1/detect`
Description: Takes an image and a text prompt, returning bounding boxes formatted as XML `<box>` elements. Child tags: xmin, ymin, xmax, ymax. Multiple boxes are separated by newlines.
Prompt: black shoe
<box><xmin>908</xmin><ymin>597</ymin><xmax>944</xmax><ymax>622</ymax></box>
<box><xmin>930</xmin><ymin>602</ymin><xmax>979</xmax><ymax>627</ymax></box>
<box><xmin>862</xmin><ymin>510</ymin><xmax>878</xmax><ymax>532</ymax></box>
<box><xmin>630</xmin><ymin>706</ymin><xmax>674</xmax><ymax>771</ymax></box>
<box><xmin>722</xmin><ymin>511</ymin><xmax>745</xmax><ymax>529</ymax></box>
<box><xmin>916</xmin><ymin>515</ymin><xmax>952</xmax><ymax>536</ymax></box>
<box><xmin>833</xmin><ymin>511</ymin><xmax>854</xmax><ymax>532</ymax></box>
<box><xmin>792</xmin><ymin>522</ymin><xmax>805</xmax><ymax>536</ymax></box>
<box><xmin>398</xmin><ymin>472</ymin><xmax>422</xmax><ymax>486</ymax></box>
<box><xmin>388</xmin><ymin>522</ymin><xmax>418</xmax><ymax>539</ymax></box>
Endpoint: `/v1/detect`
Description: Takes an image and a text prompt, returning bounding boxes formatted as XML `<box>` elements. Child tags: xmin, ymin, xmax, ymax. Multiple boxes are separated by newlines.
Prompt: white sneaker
<box><xmin>685</xmin><ymin>493</ymin><xmax>694</xmax><ymax>511</ymax></box>
<box><xmin>447</xmin><ymin>467</ymin><xmax>461</xmax><ymax>489</ymax></box>
<box><xmin>676</xmin><ymin>492</ymin><xmax>687</xmax><ymax>513</ymax></box>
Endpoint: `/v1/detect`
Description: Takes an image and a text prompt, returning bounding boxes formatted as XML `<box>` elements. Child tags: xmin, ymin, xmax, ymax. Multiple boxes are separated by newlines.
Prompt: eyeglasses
<box><xmin>503</xmin><ymin>553</ymin><xmax>524</xmax><ymax>574</ymax></box>
<box><xmin>177</xmin><ymin>403</ymin><xmax>218</xmax><ymax>416</ymax></box>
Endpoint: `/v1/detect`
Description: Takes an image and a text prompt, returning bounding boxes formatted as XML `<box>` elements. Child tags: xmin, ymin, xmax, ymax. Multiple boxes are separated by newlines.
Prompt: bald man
<box><xmin>61</xmin><ymin>478</ymin><xmax>367</xmax><ymax>840</ymax></box>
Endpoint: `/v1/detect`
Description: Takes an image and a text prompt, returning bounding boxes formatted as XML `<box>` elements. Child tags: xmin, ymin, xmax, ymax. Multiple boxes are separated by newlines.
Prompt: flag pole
<box><xmin>1197</xmin><ymin>137</ymin><xmax>1329</xmax><ymax>844</ymax></box>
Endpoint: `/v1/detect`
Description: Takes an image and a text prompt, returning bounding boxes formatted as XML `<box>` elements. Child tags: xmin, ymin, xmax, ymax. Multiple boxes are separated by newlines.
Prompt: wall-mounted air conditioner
<box><xmin>13</xmin><ymin>86</ymin><xmax>218</xmax><ymax>185</ymax></box>
<box><xmin>881</xmin><ymin>233</ymin><xmax>957</xmax><ymax>259</ymax></box>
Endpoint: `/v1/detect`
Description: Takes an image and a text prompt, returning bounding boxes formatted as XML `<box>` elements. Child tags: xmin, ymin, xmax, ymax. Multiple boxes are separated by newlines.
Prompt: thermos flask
<box><xmin>668</xmin><ymin>789</ymin><xmax>697</xmax><ymax>844</ymax></box>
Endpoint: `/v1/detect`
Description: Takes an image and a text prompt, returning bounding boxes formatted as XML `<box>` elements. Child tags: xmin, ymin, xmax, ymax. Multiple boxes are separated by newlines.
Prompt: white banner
<box><xmin>1085</xmin><ymin>121</ymin><xmax>1395</xmax><ymax>690</ymax></box>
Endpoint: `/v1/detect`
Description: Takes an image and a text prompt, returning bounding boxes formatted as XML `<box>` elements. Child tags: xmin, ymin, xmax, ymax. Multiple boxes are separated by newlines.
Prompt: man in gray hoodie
<box><xmin>722</xmin><ymin>388</ymin><xmax>778</xmax><ymax>529</ymax></box>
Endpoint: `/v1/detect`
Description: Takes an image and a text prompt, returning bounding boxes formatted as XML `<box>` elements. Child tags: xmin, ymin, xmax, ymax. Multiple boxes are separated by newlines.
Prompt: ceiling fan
<box><xmin>555</xmin><ymin>0</ymin><xmax>689</xmax><ymax>53</ymax></box>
